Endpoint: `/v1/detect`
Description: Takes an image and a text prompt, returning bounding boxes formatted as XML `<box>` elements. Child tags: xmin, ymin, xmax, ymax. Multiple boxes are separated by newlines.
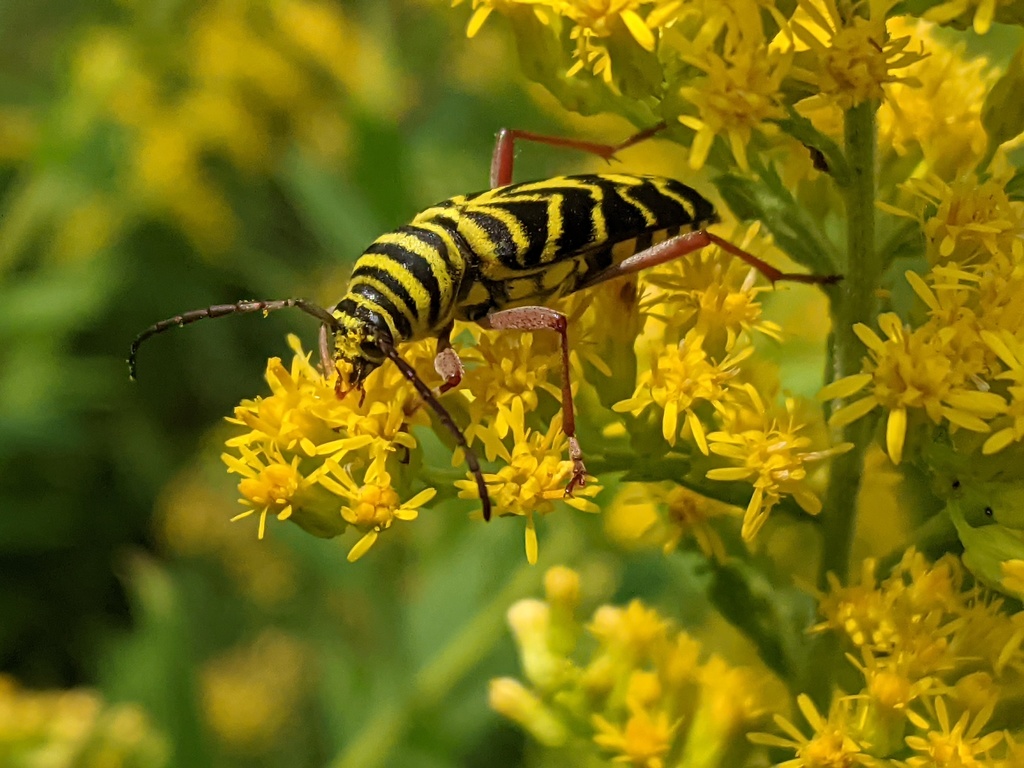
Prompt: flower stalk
<box><xmin>820</xmin><ymin>99</ymin><xmax>881</xmax><ymax>588</ymax></box>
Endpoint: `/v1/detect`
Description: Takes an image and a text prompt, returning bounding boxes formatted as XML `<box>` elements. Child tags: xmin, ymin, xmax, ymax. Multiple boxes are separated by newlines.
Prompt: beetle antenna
<box><xmin>375</xmin><ymin>335</ymin><xmax>493</xmax><ymax>522</ymax></box>
<box><xmin>128</xmin><ymin>298</ymin><xmax>340</xmax><ymax>380</ymax></box>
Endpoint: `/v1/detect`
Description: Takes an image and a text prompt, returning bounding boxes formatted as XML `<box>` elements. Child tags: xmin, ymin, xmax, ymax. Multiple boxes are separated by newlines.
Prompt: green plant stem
<box><xmin>819</xmin><ymin>101</ymin><xmax>881</xmax><ymax>590</ymax></box>
<box><xmin>331</xmin><ymin>525</ymin><xmax>581</xmax><ymax>768</ymax></box>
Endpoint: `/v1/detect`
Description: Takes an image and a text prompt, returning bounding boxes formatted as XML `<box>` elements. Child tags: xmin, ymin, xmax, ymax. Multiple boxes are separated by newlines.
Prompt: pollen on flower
<box><xmin>787</xmin><ymin>0</ymin><xmax>926</xmax><ymax>110</ymax></box>
<box><xmin>456</xmin><ymin>399</ymin><xmax>601</xmax><ymax>564</ymax></box>
<box><xmin>613</xmin><ymin>331</ymin><xmax>753</xmax><ymax>454</ymax></box>
<box><xmin>677</xmin><ymin>31</ymin><xmax>790</xmax><ymax>170</ymax></box>
<box><xmin>221</xmin><ymin>337</ymin><xmax>440</xmax><ymax>556</ymax></box>
<box><xmin>705</xmin><ymin>398</ymin><xmax>851</xmax><ymax>540</ymax></box>
<box><xmin>818</xmin><ymin>314</ymin><xmax>1006</xmax><ymax>465</ymax></box>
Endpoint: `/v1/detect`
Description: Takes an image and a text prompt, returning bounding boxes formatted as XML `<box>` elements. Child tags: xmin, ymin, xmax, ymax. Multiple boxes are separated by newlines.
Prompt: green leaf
<box><xmin>714</xmin><ymin>165</ymin><xmax>839</xmax><ymax>277</ymax></box>
<box><xmin>1005</xmin><ymin>167</ymin><xmax>1024</xmax><ymax>201</ymax></box>
<box><xmin>982</xmin><ymin>42</ymin><xmax>1024</xmax><ymax>151</ymax></box>
<box><xmin>707</xmin><ymin>560</ymin><xmax>812</xmax><ymax>678</ymax></box>
<box><xmin>774</xmin><ymin>108</ymin><xmax>851</xmax><ymax>187</ymax></box>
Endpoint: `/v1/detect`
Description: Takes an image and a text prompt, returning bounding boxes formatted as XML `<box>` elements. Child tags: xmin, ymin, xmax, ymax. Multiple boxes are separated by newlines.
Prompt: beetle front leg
<box><xmin>479</xmin><ymin>306</ymin><xmax>587</xmax><ymax>495</ymax></box>
<box><xmin>318</xmin><ymin>323</ymin><xmax>333</xmax><ymax>377</ymax></box>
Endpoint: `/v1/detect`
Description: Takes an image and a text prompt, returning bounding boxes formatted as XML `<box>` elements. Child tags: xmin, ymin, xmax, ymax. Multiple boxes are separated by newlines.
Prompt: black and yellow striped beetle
<box><xmin>129</xmin><ymin>123</ymin><xmax>840</xmax><ymax>522</ymax></box>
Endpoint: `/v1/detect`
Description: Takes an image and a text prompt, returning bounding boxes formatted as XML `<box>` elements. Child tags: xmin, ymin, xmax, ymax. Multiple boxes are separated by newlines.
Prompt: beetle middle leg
<box><xmin>479</xmin><ymin>306</ymin><xmax>587</xmax><ymax>496</ymax></box>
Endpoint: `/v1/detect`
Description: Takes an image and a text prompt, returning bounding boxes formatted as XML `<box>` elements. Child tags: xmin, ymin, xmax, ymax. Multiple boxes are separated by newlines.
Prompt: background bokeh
<box><xmin>0</xmin><ymin>2</ymin><xmax>726</xmax><ymax>765</ymax></box>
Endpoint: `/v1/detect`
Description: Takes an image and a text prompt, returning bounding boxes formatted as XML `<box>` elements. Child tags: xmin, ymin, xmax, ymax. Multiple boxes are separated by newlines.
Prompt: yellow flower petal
<box><xmin>687</xmin><ymin>409</ymin><xmax>709</xmax><ymax>456</ymax></box>
<box><xmin>347</xmin><ymin>529</ymin><xmax>379</xmax><ymax>562</ymax></box>
<box><xmin>620</xmin><ymin>10</ymin><xmax>655</xmax><ymax>51</ymax></box>
<box><xmin>828</xmin><ymin>396</ymin><xmax>878</xmax><ymax>429</ymax></box>
<box><xmin>466</xmin><ymin>5</ymin><xmax>492</xmax><ymax>38</ymax></box>
<box><xmin>525</xmin><ymin>514</ymin><xmax>539</xmax><ymax>565</ymax></box>
<box><xmin>886</xmin><ymin>407</ymin><xmax>908</xmax><ymax>465</ymax></box>
<box><xmin>818</xmin><ymin>373</ymin><xmax>873</xmax><ymax>401</ymax></box>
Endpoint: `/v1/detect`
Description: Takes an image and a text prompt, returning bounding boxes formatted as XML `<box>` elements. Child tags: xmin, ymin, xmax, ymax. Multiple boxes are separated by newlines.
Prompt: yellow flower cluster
<box><xmin>498</xmin><ymin>557</ymin><xmax>1024</xmax><ymax>767</ymax></box>
<box><xmin>614</xmin><ymin>239</ymin><xmax>848</xmax><ymax>540</ymax></box>
<box><xmin>823</xmin><ymin>174</ymin><xmax>1024</xmax><ymax>464</ymax></box>
<box><xmin>453</xmin><ymin>0</ymin><xmax>927</xmax><ymax>170</ymax></box>
<box><xmin>223</xmin><ymin>323</ymin><xmax>603</xmax><ymax>562</ymax></box>
<box><xmin>223</xmin><ymin>335</ymin><xmax>436</xmax><ymax>561</ymax></box>
<box><xmin>754</xmin><ymin>548</ymin><xmax>1024</xmax><ymax>766</ymax></box>
<box><xmin>0</xmin><ymin>675</ymin><xmax>168</xmax><ymax>767</ymax></box>
<box><xmin>490</xmin><ymin>566</ymin><xmax>782</xmax><ymax>767</ymax></box>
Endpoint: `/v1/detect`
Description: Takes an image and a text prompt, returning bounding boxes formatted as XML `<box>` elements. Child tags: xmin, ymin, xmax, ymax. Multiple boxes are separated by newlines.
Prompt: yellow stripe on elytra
<box><xmin>653</xmin><ymin>180</ymin><xmax>698</xmax><ymax>221</ymax></box>
<box><xmin>576</xmin><ymin>179</ymin><xmax>608</xmax><ymax>244</ymax></box>
<box><xmin>477</xmin><ymin>205</ymin><xmax>532</xmax><ymax>261</ymax></box>
<box><xmin>540</xmin><ymin>194</ymin><xmax>564</xmax><ymax>264</ymax></box>
<box><xmin>614</xmin><ymin>182</ymin><xmax>657</xmax><ymax>228</ymax></box>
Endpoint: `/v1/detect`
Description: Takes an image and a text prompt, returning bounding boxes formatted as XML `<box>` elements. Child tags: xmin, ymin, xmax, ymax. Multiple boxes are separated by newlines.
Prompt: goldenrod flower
<box><xmin>788</xmin><ymin>0</ymin><xmax>925</xmax><ymax>110</ymax></box>
<box><xmin>604</xmin><ymin>482</ymin><xmax>740</xmax><ymax>561</ymax></box>
<box><xmin>904</xmin><ymin>697</ymin><xmax>1003</xmax><ymax>766</ymax></box>
<box><xmin>980</xmin><ymin>330</ymin><xmax>1024</xmax><ymax>454</ymax></box>
<box><xmin>455</xmin><ymin>326</ymin><xmax>563</xmax><ymax>458</ymax></box>
<box><xmin>613</xmin><ymin>332</ymin><xmax>753</xmax><ymax>453</ymax></box>
<box><xmin>878</xmin><ymin>20</ymin><xmax>994</xmax><ymax>176</ymax></box>
<box><xmin>592</xmin><ymin>704</ymin><xmax>679</xmax><ymax>768</ymax></box>
<box><xmin>748</xmin><ymin>694</ymin><xmax>876</xmax><ymax>767</ymax></box>
<box><xmin>496</xmin><ymin>568</ymin><xmax>777</xmax><ymax>765</ymax></box>
<box><xmin>456</xmin><ymin>399</ymin><xmax>601</xmax><ymax>564</ymax></box>
<box><xmin>879</xmin><ymin>175</ymin><xmax>1024</xmax><ymax>265</ymax></box>
<box><xmin>319</xmin><ymin>454</ymin><xmax>436</xmax><ymax>562</ymax></box>
<box><xmin>819</xmin><ymin>314</ymin><xmax>1006</xmax><ymax>465</ymax></box>
<box><xmin>642</xmin><ymin>230</ymin><xmax>784</xmax><ymax>352</ymax></box>
<box><xmin>222</xmin><ymin>337</ymin><xmax>439</xmax><ymax>549</ymax></box>
<box><xmin>706</xmin><ymin>398</ymin><xmax>851</xmax><ymax>540</ymax></box>
<box><xmin>677</xmin><ymin>31</ymin><xmax>790</xmax><ymax>170</ymax></box>
<box><xmin>561</xmin><ymin>0</ymin><xmax>680</xmax><ymax>82</ymax></box>
<box><xmin>224</xmin><ymin>446</ymin><xmax>327</xmax><ymax>540</ymax></box>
